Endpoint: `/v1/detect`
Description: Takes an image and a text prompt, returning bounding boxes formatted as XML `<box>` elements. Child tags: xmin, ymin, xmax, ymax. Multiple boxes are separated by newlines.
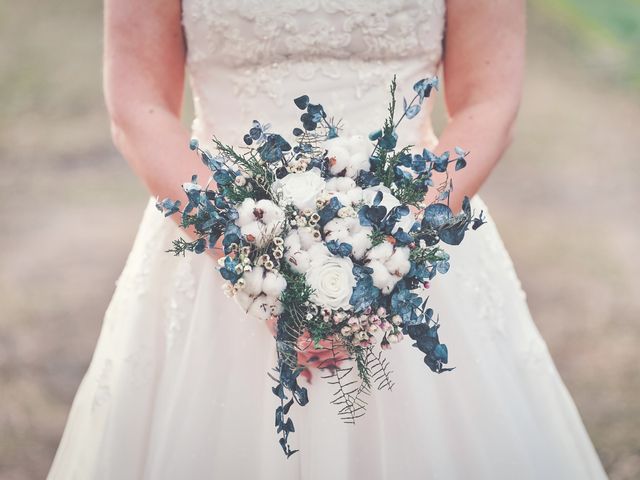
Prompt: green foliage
<box><xmin>166</xmin><ymin>237</ymin><xmax>200</xmax><ymax>256</ymax></box>
<box><xmin>368</xmin><ymin>229</ymin><xmax>386</xmax><ymax>248</ymax></box>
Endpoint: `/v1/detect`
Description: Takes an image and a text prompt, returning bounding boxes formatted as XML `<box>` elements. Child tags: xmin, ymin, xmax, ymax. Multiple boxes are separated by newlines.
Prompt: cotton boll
<box><xmin>262</xmin><ymin>271</ymin><xmax>287</xmax><ymax>297</ymax></box>
<box><xmin>328</xmin><ymin>151</ymin><xmax>351</xmax><ymax>176</ymax></box>
<box><xmin>286</xmin><ymin>249</ymin><xmax>311</xmax><ymax>274</ymax></box>
<box><xmin>236</xmin><ymin>198</ymin><xmax>257</xmax><ymax>227</ymax></box>
<box><xmin>284</xmin><ymin>231</ymin><xmax>301</xmax><ymax>252</ymax></box>
<box><xmin>247</xmin><ymin>295</ymin><xmax>282</xmax><ymax>321</ymax></box>
<box><xmin>256</xmin><ymin>199</ymin><xmax>285</xmax><ymax>226</ymax></box>
<box><xmin>346</xmin><ymin>151</ymin><xmax>370</xmax><ymax>178</ymax></box>
<box><xmin>325</xmin><ymin>177</ymin><xmax>356</xmax><ymax>193</ymax></box>
<box><xmin>241</xmin><ymin>221</ymin><xmax>266</xmax><ymax>247</ymax></box>
<box><xmin>385</xmin><ymin>247</ymin><xmax>411</xmax><ymax>277</ymax></box>
<box><xmin>326</xmin><ymin>143</ymin><xmax>350</xmax><ymax>162</ymax></box>
<box><xmin>345</xmin><ymin>186</ymin><xmax>364</xmax><ymax>205</ymax></box>
<box><xmin>333</xmin><ymin>192</ymin><xmax>352</xmax><ymax>206</ymax></box>
<box><xmin>367</xmin><ymin>242</ymin><xmax>394</xmax><ymax>262</ymax></box>
<box><xmin>242</xmin><ymin>266</ymin><xmax>264</xmax><ymax>297</ymax></box>
<box><xmin>350</xmin><ymin>230</ymin><xmax>373</xmax><ymax>260</ymax></box>
<box><xmin>324</xmin><ymin>218</ymin><xmax>351</xmax><ymax>236</ymax></box>
<box><xmin>298</xmin><ymin>227</ymin><xmax>320</xmax><ymax>250</ymax></box>
<box><xmin>235</xmin><ymin>290</ymin><xmax>254</xmax><ymax>311</ymax></box>
<box><xmin>307</xmin><ymin>243</ymin><xmax>331</xmax><ymax>262</ymax></box>
<box><xmin>369</xmin><ymin>260</ymin><xmax>398</xmax><ymax>294</ymax></box>
<box><xmin>325</xmin><ymin>228</ymin><xmax>350</xmax><ymax>245</ymax></box>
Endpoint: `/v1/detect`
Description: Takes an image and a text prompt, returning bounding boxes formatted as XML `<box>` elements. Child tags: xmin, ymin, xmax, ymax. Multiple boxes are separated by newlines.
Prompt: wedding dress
<box><xmin>48</xmin><ymin>1</ymin><xmax>608</xmax><ymax>479</ymax></box>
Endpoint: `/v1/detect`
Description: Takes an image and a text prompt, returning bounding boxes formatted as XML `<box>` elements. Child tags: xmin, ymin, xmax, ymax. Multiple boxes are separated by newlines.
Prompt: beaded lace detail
<box><xmin>182</xmin><ymin>0</ymin><xmax>446</xmax><ymax>115</ymax></box>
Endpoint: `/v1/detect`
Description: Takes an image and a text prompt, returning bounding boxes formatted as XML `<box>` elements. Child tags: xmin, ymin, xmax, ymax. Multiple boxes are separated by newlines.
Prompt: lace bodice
<box><xmin>181</xmin><ymin>0</ymin><xmax>446</xmax><ymax>147</ymax></box>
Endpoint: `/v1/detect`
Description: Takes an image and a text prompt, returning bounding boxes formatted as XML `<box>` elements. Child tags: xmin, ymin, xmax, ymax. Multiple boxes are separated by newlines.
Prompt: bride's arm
<box><xmin>428</xmin><ymin>0</ymin><xmax>526</xmax><ymax>212</ymax></box>
<box><xmin>104</xmin><ymin>0</ymin><xmax>211</xmax><ymax>221</ymax></box>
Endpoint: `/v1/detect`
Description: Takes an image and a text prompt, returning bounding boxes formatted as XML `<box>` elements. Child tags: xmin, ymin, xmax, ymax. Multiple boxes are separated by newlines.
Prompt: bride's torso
<box><xmin>181</xmin><ymin>0</ymin><xmax>446</xmax><ymax>147</ymax></box>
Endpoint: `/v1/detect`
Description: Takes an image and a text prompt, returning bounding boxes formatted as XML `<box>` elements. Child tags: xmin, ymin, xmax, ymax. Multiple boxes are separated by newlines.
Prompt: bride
<box><xmin>48</xmin><ymin>0</ymin><xmax>608</xmax><ymax>478</ymax></box>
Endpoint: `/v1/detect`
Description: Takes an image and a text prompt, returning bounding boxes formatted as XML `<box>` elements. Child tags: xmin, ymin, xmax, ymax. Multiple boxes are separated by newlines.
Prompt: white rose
<box><xmin>305</xmin><ymin>256</ymin><xmax>356</xmax><ymax>310</ymax></box>
<box><xmin>272</xmin><ymin>168</ymin><xmax>326</xmax><ymax>210</ymax></box>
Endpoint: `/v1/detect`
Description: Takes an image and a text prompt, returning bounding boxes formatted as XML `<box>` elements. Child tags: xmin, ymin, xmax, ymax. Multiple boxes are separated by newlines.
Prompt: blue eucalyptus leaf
<box><xmin>413</xmin><ymin>77</ymin><xmax>439</xmax><ymax>103</ymax></box>
<box><xmin>158</xmin><ymin>198</ymin><xmax>181</xmax><ymax>217</ymax></box>
<box><xmin>350</xmin><ymin>274</ymin><xmax>381</xmax><ymax>312</ymax></box>
<box><xmin>292</xmin><ymin>127</ymin><xmax>304</xmax><ymax>137</ymax></box>
<box><xmin>282</xmin><ymin>397</ymin><xmax>295</xmax><ymax>415</ymax></box>
<box><xmin>462</xmin><ymin>196</ymin><xmax>471</xmax><ymax>217</ymax></box>
<box><xmin>189</xmin><ymin>138</ymin><xmax>199</xmax><ymax>150</ymax></box>
<box><xmin>307</xmin><ymin>103</ymin><xmax>325</xmax><ymax>122</ymax></box>
<box><xmin>378</xmin><ymin>129</ymin><xmax>398</xmax><ymax>150</ymax></box>
<box><xmin>434</xmin><ymin>151</ymin><xmax>449</xmax><ymax>173</ymax></box>
<box><xmin>435</xmin><ymin>260</ymin><xmax>450</xmax><ymax>274</ymax></box>
<box><xmin>318</xmin><ymin>196</ymin><xmax>343</xmax><ymax>227</ymax></box>
<box><xmin>393</xmin><ymin>228</ymin><xmax>414</xmax><ymax>246</ymax></box>
<box><xmin>472</xmin><ymin>210</ymin><xmax>487</xmax><ymax>230</ymax></box>
<box><xmin>258</xmin><ymin>134</ymin><xmax>292</xmax><ymax>163</ymax></box>
<box><xmin>356</xmin><ymin>170</ymin><xmax>380</xmax><ymax>188</ymax></box>
<box><xmin>433</xmin><ymin>344</ymin><xmax>448</xmax><ymax>362</ymax></box>
<box><xmin>360</xmin><ymin>204</ymin><xmax>387</xmax><ymax>226</ymax></box>
<box><xmin>213</xmin><ymin>170</ymin><xmax>233</xmax><ymax>186</ymax></box>
<box><xmin>208</xmin><ymin>232</ymin><xmax>221</xmax><ymax>248</ymax></box>
<box><xmin>294</xmin><ymin>95</ymin><xmax>309</xmax><ymax>110</ymax></box>
<box><xmin>227</xmin><ymin>208</ymin><xmax>239</xmax><ymax>221</ymax></box>
<box><xmin>405</xmin><ymin>104</ymin><xmax>421</xmax><ymax>119</ymax></box>
<box><xmin>272</xmin><ymin>383</ymin><xmax>286</xmax><ymax>400</ymax></box>
<box><xmin>352</xmin><ymin>263</ymin><xmax>374</xmax><ymax>279</ymax></box>
<box><xmin>368</xmin><ymin>129</ymin><xmax>383</xmax><ymax>141</ymax></box>
<box><xmin>327</xmin><ymin>126</ymin><xmax>338</xmax><ymax>139</ymax></box>
<box><xmin>437</xmin><ymin>190</ymin><xmax>450</xmax><ymax>202</ymax></box>
<box><xmin>300</xmin><ymin>112</ymin><xmax>317</xmax><ymax>131</ymax></box>
<box><xmin>391</xmin><ymin>288</ymin><xmax>422</xmax><ymax>324</ymax></box>
<box><xmin>398</xmin><ymin>152</ymin><xmax>412</xmax><ymax>168</ymax></box>
<box><xmin>194</xmin><ymin>238</ymin><xmax>206</xmax><ymax>254</ymax></box>
<box><xmin>455</xmin><ymin>157</ymin><xmax>467</xmax><ymax>171</ymax></box>
<box><xmin>326</xmin><ymin>240</ymin><xmax>352</xmax><ymax>257</ymax></box>
<box><xmin>438</xmin><ymin>223</ymin><xmax>468</xmax><ymax>246</ymax></box>
<box><xmin>293</xmin><ymin>386</ymin><xmax>308</xmax><ymax>406</ymax></box>
<box><xmin>422</xmin><ymin>203</ymin><xmax>452</xmax><ymax>229</ymax></box>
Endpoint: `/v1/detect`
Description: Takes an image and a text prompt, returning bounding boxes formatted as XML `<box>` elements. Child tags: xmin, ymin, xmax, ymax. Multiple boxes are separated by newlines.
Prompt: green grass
<box><xmin>532</xmin><ymin>0</ymin><xmax>640</xmax><ymax>87</ymax></box>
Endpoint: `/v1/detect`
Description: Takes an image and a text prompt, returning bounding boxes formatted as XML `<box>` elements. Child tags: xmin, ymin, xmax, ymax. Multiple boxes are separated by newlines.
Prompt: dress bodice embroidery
<box><xmin>181</xmin><ymin>0</ymin><xmax>446</xmax><ymax>148</ymax></box>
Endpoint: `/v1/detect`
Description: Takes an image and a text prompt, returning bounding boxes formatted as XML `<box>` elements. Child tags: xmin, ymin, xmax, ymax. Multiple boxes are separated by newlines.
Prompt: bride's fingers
<box><xmin>265</xmin><ymin>316</ymin><xmax>277</xmax><ymax>337</ymax></box>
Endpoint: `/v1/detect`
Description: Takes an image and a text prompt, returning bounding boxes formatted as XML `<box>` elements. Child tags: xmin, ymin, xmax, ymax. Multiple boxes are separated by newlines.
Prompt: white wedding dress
<box><xmin>48</xmin><ymin>1</ymin><xmax>608</xmax><ymax>479</ymax></box>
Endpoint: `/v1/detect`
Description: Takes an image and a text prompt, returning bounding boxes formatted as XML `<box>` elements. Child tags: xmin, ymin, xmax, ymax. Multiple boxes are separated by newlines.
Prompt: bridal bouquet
<box><xmin>157</xmin><ymin>76</ymin><xmax>486</xmax><ymax>457</ymax></box>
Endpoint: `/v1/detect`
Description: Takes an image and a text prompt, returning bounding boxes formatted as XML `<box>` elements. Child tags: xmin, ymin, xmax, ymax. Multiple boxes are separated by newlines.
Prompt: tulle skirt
<box><xmin>47</xmin><ymin>195</ymin><xmax>608</xmax><ymax>479</ymax></box>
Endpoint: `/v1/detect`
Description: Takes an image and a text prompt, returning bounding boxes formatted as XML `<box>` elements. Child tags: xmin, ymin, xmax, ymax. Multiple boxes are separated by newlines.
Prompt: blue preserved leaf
<box><xmin>349</xmin><ymin>273</ymin><xmax>381</xmax><ymax>312</ymax></box>
<box><xmin>213</xmin><ymin>170</ymin><xmax>233</xmax><ymax>186</ymax></box>
<box><xmin>294</xmin><ymin>95</ymin><xmax>309</xmax><ymax>110</ymax></box>
<box><xmin>318</xmin><ymin>196</ymin><xmax>343</xmax><ymax>227</ymax></box>
<box><xmin>258</xmin><ymin>134</ymin><xmax>292</xmax><ymax>163</ymax></box>
<box><xmin>412</xmin><ymin>77</ymin><xmax>439</xmax><ymax>103</ymax></box>
<box><xmin>433</xmin><ymin>151</ymin><xmax>449</xmax><ymax>173</ymax></box>
<box><xmin>422</xmin><ymin>203</ymin><xmax>452</xmax><ymax>229</ymax></box>
<box><xmin>326</xmin><ymin>240</ymin><xmax>353</xmax><ymax>257</ymax></box>
<box><xmin>455</xmin><ymin>157</ymin><xmax>467</xmax><ymax>171</ymax></box>
<box><xmin>368</xmin><ymin>129</ymin><xmax>383</xmax><ymax>141</ymax></box>
<box><xmin>405</xmin><ymin>104</ymin><xmax>421</xmax><ymax>119</ymax></box>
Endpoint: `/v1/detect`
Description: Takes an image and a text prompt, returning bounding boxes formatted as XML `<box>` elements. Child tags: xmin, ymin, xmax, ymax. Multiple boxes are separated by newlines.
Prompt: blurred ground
<box><xmin>0</xmin><ymin>1</ymin><xmax>639</xmax><ymax>479</ymax></box>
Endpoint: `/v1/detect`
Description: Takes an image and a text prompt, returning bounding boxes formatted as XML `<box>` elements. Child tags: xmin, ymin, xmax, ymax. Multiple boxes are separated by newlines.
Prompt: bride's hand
<box><xmin>265</xmin><ymin>316</ymin><xmax>350</xmax><ymax>383</ymax></box>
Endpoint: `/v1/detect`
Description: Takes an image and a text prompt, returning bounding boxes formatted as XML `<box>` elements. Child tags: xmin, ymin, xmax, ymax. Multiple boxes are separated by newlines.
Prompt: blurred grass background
<box><xmin>0</xmin><ymin>1</ymin><xmax>639</xmax><ymax>479</ymax></box>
